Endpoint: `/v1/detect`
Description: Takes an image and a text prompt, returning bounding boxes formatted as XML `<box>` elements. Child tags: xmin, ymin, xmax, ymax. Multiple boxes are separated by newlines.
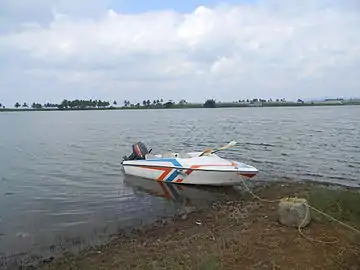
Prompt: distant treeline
<box><xmin>3</xmin><ymin>98</ymin><xmax>189</xmax><ymax>110</ymax></box>
<box><xmin>1</xmin><ymin>98</ymin><xmax>359</xmax><ymax>111</ymax></box>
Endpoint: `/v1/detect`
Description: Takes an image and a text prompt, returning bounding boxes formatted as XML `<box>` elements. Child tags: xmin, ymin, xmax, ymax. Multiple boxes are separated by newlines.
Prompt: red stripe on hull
<box><xmin>239</xmin><ymin>173</ymin><xmax>257</xmax><ymax>178</ymax></box>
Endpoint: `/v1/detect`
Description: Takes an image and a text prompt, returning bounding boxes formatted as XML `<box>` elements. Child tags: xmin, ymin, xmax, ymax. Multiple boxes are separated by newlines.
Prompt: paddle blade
<box><xmin>199</xmin><ymin>140</ymin><xmax>237</xmax><ymax>156</ymax></box>
<box><xmin>218</xmin><ymin>140</ymin><xmax>237</xmax><ymax>151</ymax></box>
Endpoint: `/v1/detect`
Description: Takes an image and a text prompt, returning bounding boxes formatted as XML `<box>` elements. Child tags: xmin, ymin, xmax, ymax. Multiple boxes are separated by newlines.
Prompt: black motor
<box><xmin>123</xmin><ymin>141</ymin><xmax>151</xmax><ymax>161</ymax></box>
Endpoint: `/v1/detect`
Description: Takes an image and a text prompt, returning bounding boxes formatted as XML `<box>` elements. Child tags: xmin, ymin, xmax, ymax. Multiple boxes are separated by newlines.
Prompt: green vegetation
<box><xmin>1</xmin><ymin>97</ymin><xmax>360</xmax><ymax>112</ymax></box>
<box><xmin>307</xmin><ymin>186</ymin><xmax>360</xmax><ymax>227</ymax></box>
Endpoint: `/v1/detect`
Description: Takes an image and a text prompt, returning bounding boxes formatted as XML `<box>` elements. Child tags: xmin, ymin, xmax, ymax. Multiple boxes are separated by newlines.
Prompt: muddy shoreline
<box><xmin>3</xmin><ymin>181</ymin><xmax>360</xmax><ymax>270</ymax></box>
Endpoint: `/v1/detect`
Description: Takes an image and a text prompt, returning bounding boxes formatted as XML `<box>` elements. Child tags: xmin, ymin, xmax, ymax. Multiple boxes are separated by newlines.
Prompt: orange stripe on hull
<box><xmin>158</xmin><ymin>168</ymin><xmax>172</xmax><ymax>181</ymax></box>
<box><xmin>137</xmin><ymin>165</ymin><xmax>173</xmax><ymax>181</ymax></box>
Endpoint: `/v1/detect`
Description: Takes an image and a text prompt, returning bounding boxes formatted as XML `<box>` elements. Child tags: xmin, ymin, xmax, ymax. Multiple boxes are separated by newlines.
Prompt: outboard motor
<box><xmin>123</xmin><ymin>141</ymin><xmax>151</xmax><ymax>161</ymax></box>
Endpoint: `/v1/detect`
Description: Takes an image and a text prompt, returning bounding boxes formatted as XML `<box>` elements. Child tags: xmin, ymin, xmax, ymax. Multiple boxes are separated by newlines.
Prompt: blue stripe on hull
<box><xmin>145</xmin><ymin>158</ymin><xmax>182</xmax><ymax>167</ymax></box>
<box><xmin>166</xmin><ymin>170</ymin><xmax>180</xmax><ymax>181</ymax></box>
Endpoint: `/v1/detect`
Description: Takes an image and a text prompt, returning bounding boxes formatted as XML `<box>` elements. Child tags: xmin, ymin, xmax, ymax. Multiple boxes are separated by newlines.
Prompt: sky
<box><xmin>0</xmin><ymin>0</ymin><xmax>360</xmax><ymax>106</ymax></box>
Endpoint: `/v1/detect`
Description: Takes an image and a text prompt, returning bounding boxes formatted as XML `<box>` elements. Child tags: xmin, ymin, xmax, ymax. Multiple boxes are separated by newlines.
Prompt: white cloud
<box><xmin>0</xmin><ymin>0</ymin><xmax>360</xmax><ymax>105</ymax></box>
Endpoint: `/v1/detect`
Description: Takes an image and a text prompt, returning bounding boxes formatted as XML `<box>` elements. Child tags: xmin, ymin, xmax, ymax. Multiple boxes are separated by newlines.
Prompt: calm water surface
<box><xmin>0</xmin><ymin>106</ymin><xmax>360</xmax><ymax>263</ymax></box>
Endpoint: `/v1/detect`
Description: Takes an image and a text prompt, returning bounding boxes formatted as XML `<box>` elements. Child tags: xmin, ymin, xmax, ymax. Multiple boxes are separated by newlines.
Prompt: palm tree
<box><xmin>142</xmin><ymin>100</ymin><xmax>147</xmax><ymax>107</ymax></box>
<box><xmin>14</xmin><ymin>102</ymin><xmax>20</xmax><ymax>108</ymax></box>
<box><xmin>179</xmin><ymin>99</ymin><xmax>187</xmax><ymax>106</ymax></box>
<box><xmin>164</xmin><ymin>101</ymin><xmax>174</xmax><ymax>108</ymax></box>
<box><xmin>22</xmin><ymin>102</ymin><xmax>28</xmax><ymax>107</ymax></box>
<box><xmin>203</xmin><ymin>99</ymin><xmax>216</xmax><ymax>108</ymax></box>
<box><xmin>113</xmin><ymin>101</ymin><xmax>117</xmax><ymax>106</ymax></box>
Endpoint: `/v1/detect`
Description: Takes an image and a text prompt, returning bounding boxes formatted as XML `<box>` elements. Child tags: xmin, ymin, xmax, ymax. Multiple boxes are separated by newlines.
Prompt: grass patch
<box><xmin>198</xmin><ymin>256</ymin><xmax>219</xmax><ymax>270</ymax></box>
<box><xmin>307</xmin><ymin>186</ymin><xmax>360</xmax><ymax>226</ymax></box>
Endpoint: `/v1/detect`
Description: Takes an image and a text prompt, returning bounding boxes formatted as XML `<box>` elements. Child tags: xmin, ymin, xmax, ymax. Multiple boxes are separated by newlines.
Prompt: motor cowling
<box><xmin>123</xmin><ymin>141</ymin><xmax>150</xmax><ymax>161</ymax></box>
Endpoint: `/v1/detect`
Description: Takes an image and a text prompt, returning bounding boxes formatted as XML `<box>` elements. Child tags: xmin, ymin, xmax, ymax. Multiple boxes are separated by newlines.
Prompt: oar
<box><xmin>199</xmin><ymin>140</ymin><xmax>237</xmax><ymax>157</ymax></box>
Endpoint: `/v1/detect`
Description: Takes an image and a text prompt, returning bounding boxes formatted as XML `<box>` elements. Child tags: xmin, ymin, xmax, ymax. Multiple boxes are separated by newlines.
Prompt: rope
<box><xmin>237</xmin><ymin>174</ymin><xmax>360</xmax><ymax>244</ymax></box>
<box><xmin>306</xmin><ymin>204</ymin><xmax>360</xmax><ymax>235</ymax></box>
<box><xmin>298</xmin><ymin>202</ymin><xmax>339</xmax><ymax>244</ymax></box>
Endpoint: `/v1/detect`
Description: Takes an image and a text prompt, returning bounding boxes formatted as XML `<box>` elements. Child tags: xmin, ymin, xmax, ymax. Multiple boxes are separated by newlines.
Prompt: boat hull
<box><xmin>123</xmin><ymin>166</ymin><xmax>250</xmax><ymax>186</ymax></box>
<box><xmin>121</xmin><ymin>153</ymin><xmax>258</xmax><ymax>186</ymax></box>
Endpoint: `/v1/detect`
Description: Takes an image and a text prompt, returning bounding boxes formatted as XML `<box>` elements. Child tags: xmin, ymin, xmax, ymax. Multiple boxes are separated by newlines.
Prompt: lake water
<box><xmin>0</xmin><ymin>106</ymin><xmax>360</xmax><ymax>265</ymax></box>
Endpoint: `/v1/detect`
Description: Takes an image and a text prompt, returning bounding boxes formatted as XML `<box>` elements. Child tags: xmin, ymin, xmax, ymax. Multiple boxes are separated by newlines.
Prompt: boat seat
<box><xmin>145</xmin><ymin>153</ymin><xmax>177</xmax><ymax>159</ymax></box>
<box><xmin>177</xmin><ymin>152</ymin><xmax>192</xmax><ymax>158</ymax></box>
<box><xmin>161</xmin><ymin>152</ymin><xmax>176</xmax><ymax>158</ymax></box>
<box><xmin>162</xmin><ymin>152</ymin><xmax>192</xmax><ymax>158</ymax></box>
<box><xmin>145</xmin><ymin>152</ymin><xmax>192</xmax><ymax>159</ymax></box>
<box><xmin>145</xmin><ymin>154</ymin><xmax>161</xmax><ymax>159</ymax></box>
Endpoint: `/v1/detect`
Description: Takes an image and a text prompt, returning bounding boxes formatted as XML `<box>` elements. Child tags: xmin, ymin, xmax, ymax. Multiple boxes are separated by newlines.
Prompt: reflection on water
<box><xmin>124</xmin><ymin>175</ymin><xmax>240</xmax><ymax>209</ymax></box>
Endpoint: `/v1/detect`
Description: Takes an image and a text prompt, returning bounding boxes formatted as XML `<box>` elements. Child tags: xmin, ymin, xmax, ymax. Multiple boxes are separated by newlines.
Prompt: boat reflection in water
<box><xmin>123</xmin><ymin>175</ymin><xmax>241</xmax><ymax>213</ymax></box>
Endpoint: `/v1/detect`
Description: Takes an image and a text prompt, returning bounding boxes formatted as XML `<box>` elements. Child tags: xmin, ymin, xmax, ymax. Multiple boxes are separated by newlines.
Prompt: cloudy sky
<box><xmin>0</xmin><ymin>0</ymin><xmax>359</xmax><ymax>106</ymax></box>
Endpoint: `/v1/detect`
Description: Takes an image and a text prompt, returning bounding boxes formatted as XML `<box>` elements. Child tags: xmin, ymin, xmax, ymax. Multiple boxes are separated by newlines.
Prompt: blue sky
<box><xmin>0</xmin><ymin>0</ymin><xmax>359</xmax><ymax>106</ymax></box>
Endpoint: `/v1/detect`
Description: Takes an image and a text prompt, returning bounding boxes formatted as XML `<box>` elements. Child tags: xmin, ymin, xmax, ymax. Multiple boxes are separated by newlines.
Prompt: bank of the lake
<box><xmin>32</xmin><ymin>181</ymin><xmax>360</xmax><ymax>270</ymax></box>
<box><xmin>1</xmin><ymin>99</ymin><xmax>360</xmax><ymax>112</ymax></box>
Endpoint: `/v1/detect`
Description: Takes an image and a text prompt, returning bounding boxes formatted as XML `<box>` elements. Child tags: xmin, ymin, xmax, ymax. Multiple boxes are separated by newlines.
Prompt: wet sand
<box><xmin>28</xmin><ymin>181</ymin><xmax>360</xmax><ymax>270</ymax></box>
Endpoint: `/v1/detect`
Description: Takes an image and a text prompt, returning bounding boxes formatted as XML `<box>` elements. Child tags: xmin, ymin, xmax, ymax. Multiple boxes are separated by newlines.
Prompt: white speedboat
<box><xmin>121</xmin><ymin>141</ymin><xmax>259</xmax><ymax>186</ymax></box>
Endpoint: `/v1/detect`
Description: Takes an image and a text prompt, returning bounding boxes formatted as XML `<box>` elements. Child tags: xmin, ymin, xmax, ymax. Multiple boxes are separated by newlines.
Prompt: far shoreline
<box><xmin>1</xmin><ymin>100</ymin><xmax>360</xmax><ymax>113</ymax></box>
